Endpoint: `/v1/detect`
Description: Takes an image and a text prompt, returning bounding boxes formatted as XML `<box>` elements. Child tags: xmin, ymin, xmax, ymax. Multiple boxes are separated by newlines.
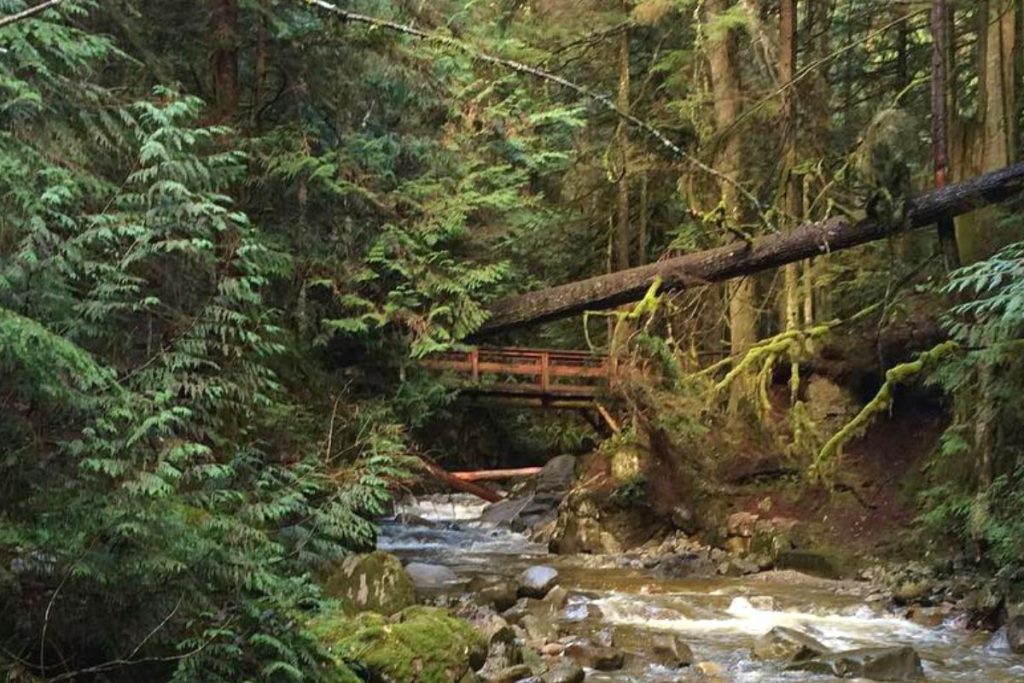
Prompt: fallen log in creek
<box><xmin>478</xmin><ymin>163</ymin><xmax>1024</xmax><ymax>335</ymax></box>
<box><xmin>451</xmin><ymin>467</ymin><xmax>542</xmax><ymax>482</ymax></box>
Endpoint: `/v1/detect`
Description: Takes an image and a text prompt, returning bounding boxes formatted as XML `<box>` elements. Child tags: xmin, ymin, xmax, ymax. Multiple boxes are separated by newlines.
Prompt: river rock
<box><xmin>752</xmin><ymin>626</ymin><xmax>829</xmax><ymax>662</ymax></box>
<box><xmin>470</xmin><ymin>576</ymin><xmax>521</xmax><ymax>611</ymax></box>
<box><xmin>521</xmin><ymin>613</ymin><xmax>559</xmax><ymax>644</ymax></box>
<box><xmin>657</xmin><ymin>551</ymin><xmax>717</xmax><ymax>578</ymax></box>
<box><xmin>483</xmin><ymin>664</ymin><xmax>532</xmax><ymax>683</ymax></box>
<box><xmin>405</xmin><ymin>562</ymin><xmax>460</xmax><ymax>589</ymax></box>
<box><xmin>650</xmin><ymin>632</ymin><xmax>694</xmax><ymax>668</ymax></box>
<box><xmin>788</xmin><ymin>646</ymin><xmax>926</xmax><ymax>681</ymax></box>
<box><xmin>323</xmin><ymin>551</ymin><xmax>415</xmax><ymax>615</ymax></box>
<box><xmin>1007</xmin><ymin>614</ymin><xmax>1024</xmax><ymax>654</ymax></box>
<box><xmin>775</xmin><ymin>549</ymin><xmax>843</xmax><ymax>580</ymax></box>
<box><xmin>541</xmin><ymin>661</ymin><xmax>585</xmax><ymax>683</ymax></box>
<box><xmin>544</xmin><ymin>585</ymin><xmax>570</xmax><ymax>609</ymax></box>
<box><xmin>563</xmin><ymin>638</ymin><xmax>625</xmax><ymax>671</ymax></box>
<box><xmin>518</xmin><ymin>565</ymin><xmax>560</xmax><ymax>598</ymax></box>
<box><xmin>481</xmin><ymin>456</ymin><xmax>577</xmax><ymax>532</ymax></box>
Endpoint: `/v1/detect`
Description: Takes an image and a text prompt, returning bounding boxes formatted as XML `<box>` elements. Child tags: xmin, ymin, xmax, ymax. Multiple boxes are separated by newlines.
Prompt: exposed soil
<box><xmin>722</xmin><ymin>398</ymin><xmax>947</xmax><ymax>564</ymax></box>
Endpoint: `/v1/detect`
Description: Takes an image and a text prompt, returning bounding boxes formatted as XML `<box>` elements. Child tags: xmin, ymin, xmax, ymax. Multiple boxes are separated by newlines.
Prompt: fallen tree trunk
<box><xmin>417</xmin><ymin>457</ymin><xmax>503</xmax><ymax>502</ymax></box>
<box><xmin>451</xmin><ymin>467</ymin><xmax>542</xmax><ymax>482</ymax></box>
<box><xmin>479</xmin><ymin>163</ymin><xmax>1024</xmax><ymax>335</ymax></box>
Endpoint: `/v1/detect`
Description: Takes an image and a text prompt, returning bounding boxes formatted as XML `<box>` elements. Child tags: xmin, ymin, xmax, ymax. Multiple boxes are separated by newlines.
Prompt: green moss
<box><xmin>311</xmin><ymin>606</ymin><xmax>486</xmax><ymax>683</ymax></box>
<box><xmin>322</xmin><ymin>551</ymin><xmax>415</xmax><ymax>616</ymax></box>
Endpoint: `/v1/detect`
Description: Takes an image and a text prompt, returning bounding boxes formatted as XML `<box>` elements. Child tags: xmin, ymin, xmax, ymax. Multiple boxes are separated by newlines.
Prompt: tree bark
<box><xmin>477</xmin><ymin>163</ymin><xmax>1024</xmax><ymax>335</ymax></box>
<box><xmin>706</xmin><ymin>0</ymin><xmax>758</xmax><ymax>413</ymax></box>
<box><xmin>211</xmin><ymin>0</ymin><xmax>240</xmax><ymax>121</ymax></box>
<box><xmin>780</xmin><ymin>0</ymin><xmax>802</xmax><ymax>334</ymax></box>
<box><xmin>614</xmin><ymin>10</ymin><xmax>631</xmax><ymax>272</ymax></box>
<box><xmin>417</xmin><ymin>457</ymin><xmax>502</xmax><ymax>502</ymax></box>
<box><xmin>932</xmin><ymin>0</ymin><xmax>961</xmax><ymax>268</ymax></box>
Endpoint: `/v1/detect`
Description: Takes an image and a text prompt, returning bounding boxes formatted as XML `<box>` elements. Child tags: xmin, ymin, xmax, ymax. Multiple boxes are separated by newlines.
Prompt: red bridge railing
<box><xmin>419</xmin><ymin>346</ymin><xmax>610</xmax><ymax>400</ymax></box>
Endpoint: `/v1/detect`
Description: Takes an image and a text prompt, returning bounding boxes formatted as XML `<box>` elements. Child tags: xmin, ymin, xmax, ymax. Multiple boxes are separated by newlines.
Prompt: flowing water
<box><xmin>379</xmin><ymin>494</ymin><xmax>1023</xmax><ymax>682</ymax></box>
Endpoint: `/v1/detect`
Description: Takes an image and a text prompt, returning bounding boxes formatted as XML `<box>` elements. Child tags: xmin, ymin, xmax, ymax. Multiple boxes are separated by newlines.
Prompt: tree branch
<box><xmin>0</xmin><ymin>0</ymin><xmax>65</xmax><ymax>30</ymax></box>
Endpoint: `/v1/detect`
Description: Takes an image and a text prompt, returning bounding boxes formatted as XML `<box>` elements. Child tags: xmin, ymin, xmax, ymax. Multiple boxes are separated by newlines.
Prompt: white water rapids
<box><xmin>379</xmin><ymin>494</ymin><xmax>1024</xmax><ymax>682</ymax></box>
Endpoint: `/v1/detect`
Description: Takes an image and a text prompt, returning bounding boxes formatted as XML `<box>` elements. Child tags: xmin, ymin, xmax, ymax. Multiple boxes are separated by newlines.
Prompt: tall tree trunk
<box><xmin>971</xmin><ymin>0</ymin><xmax>1017</xmax><ymax>530</ymax></box>
<box><xmin>780</xmin><ymin>0</ymin><xmax>802</xmax><ymax>336</ymax></box>
<box><xmin>211</xmin><ymin>0</ymin><xmax>240</xmax><ymax>122</ymax></box>
<box><xmin>614</xmin><ymin>10</ymin><xmax>631</xmax><ymax>272</ymax></box>
<box><xmin>638</xmin><ymin>172</ymin><xmax>648</xmax><ymax>265</ymax></box>
<box><xmin>957</xmin><ymin>0</ymin><xmax>1018</xmax><ymax>263</ymax></box>
<box><xmin>706</xmin><ymin>0</ymin><xmax>758</xmax><ymax>415</ymax></box>
<box><xmin>932</xmin><ymin>0</ymin><xmax>961</xmax><ymax>268</ymax></box>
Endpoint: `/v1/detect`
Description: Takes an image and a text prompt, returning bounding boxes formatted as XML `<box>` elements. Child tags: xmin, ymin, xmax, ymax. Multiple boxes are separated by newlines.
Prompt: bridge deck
<box><xmin>420</xmin><ymin>346</ymin><xmax>609</xmax><ymax>405</ymax></box>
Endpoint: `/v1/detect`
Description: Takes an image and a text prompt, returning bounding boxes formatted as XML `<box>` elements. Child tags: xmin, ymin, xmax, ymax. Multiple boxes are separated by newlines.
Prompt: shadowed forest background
<box><xmin>1</xmin><ymin>0</ymin><xmax>1024</xmax><ymax>681</ymax></box>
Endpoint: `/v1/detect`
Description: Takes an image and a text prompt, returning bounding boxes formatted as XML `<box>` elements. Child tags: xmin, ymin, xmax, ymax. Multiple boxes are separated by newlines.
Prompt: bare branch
<box><xmin>0</xmin><ymin>0</ymin><xmax>65</xmax><ymax>30</ymax></box>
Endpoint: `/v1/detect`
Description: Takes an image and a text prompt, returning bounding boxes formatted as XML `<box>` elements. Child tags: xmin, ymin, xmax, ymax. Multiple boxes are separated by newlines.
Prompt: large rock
<box><xmin>548</xmin><ymin>488</ymin><xmax>662</xmax><ymax>555</ymax></box>
<box><xmin>481</xmin><ymin>456</ymin><xmax>578</xmax><ymax>532</ymax></box>
<box><xmin>518</xmin><ymin>566</ymin><xmax>560</xmax><ymax>599</ymax></box>
<box><xmin>752</xmin><ymin>627</ymin><xmax>829</xmax><ymax>663</ymax></box>
<box><xmin>469</xmin><ymin>576</ymin><xmax>520</xmax><ymax>611</ymax></box>
<box><xmin>650</xmin><ymin>632</ymin><xmax>694</xmax><ymax>668</ymax></box>
<box><xmin>1007</xmin><ymin>615</ymin><xmax>1024</xmax><ymax>654</ymax></box>
<box><xmin>788</xmin><ymin>646</ymin><xmax>926</xmax><ymax>682</ymax></box>
<box><xmin>311</xmin><ymin>605</ymin><xmax>487</xmax><ymax>683</ymax></box>
<box><xmin>563</xmin><ymin>638</ymin><xmax>625</xmax><ymax>671</ymax></box>
<box><xmin>323</xmin><ymin>551</ymin><xmax>415</xmax><ymax>615</ymax></box>
<box><xmin>541</xmin><ymin>662</ymin><xmax>585</xmax><ymax>683</ymax></box>
<box><xmin>405</xmin><ymin>562</ymin><xmax>461</xmax><ymax>591</ymax></box>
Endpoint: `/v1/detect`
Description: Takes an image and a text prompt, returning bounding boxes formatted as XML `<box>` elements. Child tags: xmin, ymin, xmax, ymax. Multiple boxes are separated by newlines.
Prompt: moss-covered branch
<box><xmin>810</xmin><ymin>340</ymin><xmax>960</xmax><ymax>477</ymax></box>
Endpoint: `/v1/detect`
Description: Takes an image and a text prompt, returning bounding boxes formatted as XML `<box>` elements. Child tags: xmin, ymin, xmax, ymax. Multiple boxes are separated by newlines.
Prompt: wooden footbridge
<box><xmin>419</xmin><ymin>346</ymin><xmax>612</xmax><ymax>408</ymax></box>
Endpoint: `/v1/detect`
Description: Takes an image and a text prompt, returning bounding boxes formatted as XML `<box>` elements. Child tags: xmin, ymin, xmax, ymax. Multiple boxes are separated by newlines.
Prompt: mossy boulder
<box><xmin>312</xmin><ymin>606</ymin><xmax>487</xmax><ymax>683</ymax></box>
<box><xmin>323</xmin><ymin>551</ymin><xmax>415</xmax><ymax>616</ymax></box>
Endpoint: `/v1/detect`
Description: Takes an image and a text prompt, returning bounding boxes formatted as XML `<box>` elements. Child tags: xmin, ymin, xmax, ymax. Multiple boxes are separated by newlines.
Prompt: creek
<box><xmin>379</xmin><ymin>494</ymin><xmax>1024</xmax><ymax>682</ymax></box>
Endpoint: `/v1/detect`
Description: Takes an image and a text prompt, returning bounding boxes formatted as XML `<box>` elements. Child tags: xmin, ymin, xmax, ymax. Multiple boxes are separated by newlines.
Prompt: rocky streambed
<box><xmin>352</xmin><ymin>493</ymin><xmax>1024</xmax><ymax>683</ymax></box>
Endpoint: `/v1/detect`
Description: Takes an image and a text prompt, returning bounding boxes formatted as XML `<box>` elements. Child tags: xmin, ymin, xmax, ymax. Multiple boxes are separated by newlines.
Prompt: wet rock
<box><xmin>502</xmin><ymin>597</ymin><xmax>546</xmax><ymax>625</ymax></box>
<box><xmin>650</xmin><ymin>632</ymin><xmax>694</xmax><ymax>668</ymax></box>
<box><xmin>322</xmin><ymin>551</ymin><xmax>415</xmax><ymax>615</ymax></box>
<box><xmin>696</xmin><ymin>661</ymin><xmax>724</xmax><ymax>677</ymax></box>
<box><xmin>893</xmin><ymin>578</ymin><xmax>933</xmax><ymax>605</ymax></box>
<box><xmin>541</xmin><ymin>661</ymin><xmax>585</xmax><ymax>683</ymax></box>
<box><xmin>548</xmin><ymin>487</ymin><xmax>663</xmax><ymax>555</ymax></box>
<box><xmin>520</xmin><ymin>613</ymin><xmax>558</xmax><ymax>644</ymax></box>
<box><xmin>544</xmin><ymin>585</ymin><xmax>570</xmax><ymax>609</ymax></box>
<box><xmin>470</xmin><ymin>576</ymin><xmax>521</xmax><ymax>611</ymax></box>
<box><xmin>483</xmin><ymin>664</ymin><xmax>532</xmax><ymax>683</ymax></box>
<box><xmin>563</xmin><ymin>639</ymin><xmax>625</xmax><ymax>671</ymax></box>
<box><xmin>657</xmin><ymin>551</ymin><xmax>716</xmax><ymax>578</ymax></box>
<box><xmin>788</xmin><ymin>646</ymin><xmax>926</xmax><ymax>681</ymax></box>
<box><xmin>1007</xmin><ymin>614</ymin><xmax>1024</xmax><ymax>654</ymax></box>
<box><xmin>405</xmin><ymin>562</ymin><xmax>460</xmax><ymax>590</ymax></box>
<box><xmin>775</xmin><ymin>550</ymin><xmax>843</xmax><ymax>580</ymax></box>
<box><xmin>481</xmin><ymin>456</ymin><xmax>577</xmax><ymax>533</ymax></box>
<box><xmin>518</xmin><ymin>566</ymin><xmax>560</xmax><ymax>599</ymax></box>
<box><xmin>752</xmin><ymin>626</ymin><xmax>829</xmax><ymax>663</ymax></box>
<box><xmin>544</xmin><ymin>663</ymin><xmax>585</xmax><ymax>683</ymax></box>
